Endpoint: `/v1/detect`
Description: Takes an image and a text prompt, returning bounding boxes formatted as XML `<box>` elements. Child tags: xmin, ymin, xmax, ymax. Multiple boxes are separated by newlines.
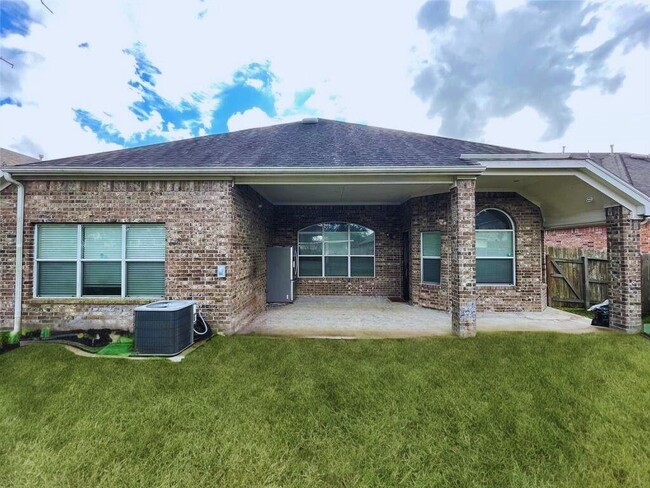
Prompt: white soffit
<box><xmin>477</xmin><ymin>174</ymin><xmax>616</xmax><ymax>228</ymax></box>
<box><xmin>471</xmin><ymin>156</ymin><xmax>650</xmax><ymax>228</ymax></box>
<box><xmin>250</xmin><ymin>183</ymin><xmax>450</xmax><ymax>205</ymax></box>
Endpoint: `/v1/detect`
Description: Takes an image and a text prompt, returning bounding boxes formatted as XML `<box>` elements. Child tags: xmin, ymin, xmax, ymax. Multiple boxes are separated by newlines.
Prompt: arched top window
<box><xmin>297</xmin><ymin>222</ymin><xmax>375</xmax><ymax>278</ymax></box>
<box><xmin>476</xmin><ymin>209</ymin><xmax>513</xmax><ymax>230</ymax></box>
<box><xmin>476</xmin><ymin>209</ymin><xmax>515</xmax><ymax>285</ymax></box>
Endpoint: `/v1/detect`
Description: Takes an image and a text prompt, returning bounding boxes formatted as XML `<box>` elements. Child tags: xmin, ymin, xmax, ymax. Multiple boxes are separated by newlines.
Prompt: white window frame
<box><xmin>34</xmin><ymin>223</ymin><xmax>166</xmax><ymax>298</ymax></box>
<box><xmin>297</xmin><ymin>222</ymin><xmax>376</xmax><ymax>278</ymax></box>
<box><xmin>475</xmin><ymin>208</ymin><xmax>516</xmax><ymax>286</ymax></box>
<box><xmin>420</xmin><ymin>231</ymin><xmax>441</xmax><ymax>285</ymax></box>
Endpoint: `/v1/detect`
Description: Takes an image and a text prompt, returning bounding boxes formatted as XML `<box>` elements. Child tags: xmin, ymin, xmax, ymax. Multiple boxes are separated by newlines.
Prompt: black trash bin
<box><xmin>590</xmin><ymin>301</ymin><xmax>609</xmax><ymax>327</ymax></box>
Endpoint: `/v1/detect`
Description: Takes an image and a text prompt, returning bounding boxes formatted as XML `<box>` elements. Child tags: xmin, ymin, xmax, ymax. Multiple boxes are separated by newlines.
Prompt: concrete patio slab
<box><xmin>241</xmin><ymin>296</ymin><xmax>599</xmax><ymax>338</ymax></box>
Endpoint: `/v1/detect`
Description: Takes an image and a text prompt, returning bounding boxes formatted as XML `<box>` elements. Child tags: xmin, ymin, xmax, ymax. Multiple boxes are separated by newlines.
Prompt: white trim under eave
<box><xmin>0</xmin><ymin>165</ymin><xmax>486</xmax><ymax>178</ymax></box>
<box><xmin>461</xmin><ymin>153</ymin><xmax>571</xmax><ymax>160</ymax></box>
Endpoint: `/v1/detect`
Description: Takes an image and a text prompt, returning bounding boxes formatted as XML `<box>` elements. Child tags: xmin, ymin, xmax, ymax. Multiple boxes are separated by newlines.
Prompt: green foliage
<box><xmin>20</xmin><ymin>328</ymin><xmax>39</xmax><ymax>339</ymax></box>
<box><xmin>0</xmin><ymin>332</ymin><xmax>20</xmax><ymax>349</ymax></box>
<box><xmin>0</xmin><ymin>334</ymin><xmax>648</xmax><ymax>487</ymax></box>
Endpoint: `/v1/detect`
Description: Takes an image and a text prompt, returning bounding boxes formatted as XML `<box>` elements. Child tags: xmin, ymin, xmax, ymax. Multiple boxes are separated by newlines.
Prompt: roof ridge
<box><xmin>9</xmin><ymin>119</ymin><xmax>534</xmax><ymax>170</ymax></box>
<box><xmin>315</xmin><ymin>118</ymin><xmax>534</xmax><ymax>153</ymax></box>
<box><xmin>613</xmin><ymin>153</ymin><xmax>634</xmax><ymax>186</ymax></box>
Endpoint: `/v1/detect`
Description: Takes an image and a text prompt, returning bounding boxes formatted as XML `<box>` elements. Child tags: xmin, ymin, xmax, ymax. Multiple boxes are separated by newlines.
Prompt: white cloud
<box><xmin>483</xmin><ymin>44</ymin><xmax>650</xmax><ymax>154</ymax></box>
<box><xmin>0</xmin><ymin>0</ymin><xmax>648</xmax><ymax>159</ymax></box>
<box><xmin>246</xmin><ymin>79</ymin><xmax>264</xmax><ymax>89</ymax></box>
<box><xmin>227</xmin><ymin>107</ymin><xmax>280</xmax><ymax>132</ymax></box>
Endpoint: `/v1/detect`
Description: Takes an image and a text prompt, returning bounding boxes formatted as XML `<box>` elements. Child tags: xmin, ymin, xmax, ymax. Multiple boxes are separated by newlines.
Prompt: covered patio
<box><xmin>241</xmin><ymin>296</ymin><xmax>597</xmax><ymax>339</ymax></box>
<box><xmin>233</xmin><ymin>150</ymin><xmax>648</xmax><ymax>337</ymax></box>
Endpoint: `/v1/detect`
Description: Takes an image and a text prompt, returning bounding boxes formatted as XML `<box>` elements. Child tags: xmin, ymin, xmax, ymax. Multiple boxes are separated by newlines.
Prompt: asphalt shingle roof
<box><xmin>13</xmin><ymin>119</ymin><xmax>531</xmax><ymax>169</ymax></box>
<box><xmin>571</xmin><ymin>153</ymin><xmax>650</xmax><ymax>198</ymax></box>
<box><xmin>0</xmin><ymin>148</ymin><xmax>38</xmax><ymax>166</ymax></box>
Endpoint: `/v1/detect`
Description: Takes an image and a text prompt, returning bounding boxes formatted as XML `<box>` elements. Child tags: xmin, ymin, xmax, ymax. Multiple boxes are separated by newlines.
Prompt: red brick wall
<box><xmin>0</xmin><ymin>186</ymin><xmax>17</xmax><ymax>330</ymax></box>
<box><xmin>475</xmin><ymin>193</ymin><xmax>545</xmax><ymax>312</ymax></box>
<box><xmin>405</xmin><ymin>192</ymin><xmax>544</xmax><ymax>313</ymax></box>
<box><xmin>546</xmin><ymin>222</ymin><xmax>650</xmax><ymax>254</ymax></box>
<box><xmin>545</xmin><ymin>226</ymin><xmax>608</xmax><ymax>251</ymax></box>
<box><xmin>403</xmin><ymin>193</ymin><xmax>449</xmax><ymax>311</ymax></box>
<box><xmin>16</xmin><ymin>180</ymin><xmax>236</xmax><ymax>332</ymax></box>
<box><xmin>3</xmin><ymin>180</ymin><xmax>549</xmax><ymax>333</ymax></box>
<box><xmin>230</xmin><ymin>185</ymin><xmax>273</xmax><ymax>329</ymax></box>
<box><xmin>272</xmin><ymin>205</ymin><xmax>402</xmax><ymax>297</ymax></box>
<box><xmin>450</xmin><ymin>179</ymin><xmax>478</xmax><ymax>336</ymax></box>
<box><xmin>606</xmin><ymin>206</ymin><xmax>642</xmax><ymax>331</ymax></box>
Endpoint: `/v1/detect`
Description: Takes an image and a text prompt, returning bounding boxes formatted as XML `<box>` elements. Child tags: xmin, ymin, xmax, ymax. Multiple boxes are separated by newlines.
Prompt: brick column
<box><xmin>606</xmin><ymin>206</ymin><xmax>642</xmax><ymax>332</ymax></box>
<box><xmin>450</xmin><ymin>178</ymin><xmax>477</xmax><ymax>337</ymax></box>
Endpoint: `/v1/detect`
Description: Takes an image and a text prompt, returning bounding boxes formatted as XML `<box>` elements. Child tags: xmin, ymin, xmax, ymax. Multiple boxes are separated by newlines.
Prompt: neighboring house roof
<box><xmin>570</xmin><ymin>153</ymin><xmax>650</xmax><ymax>198</ymax></box>
<box><xmin>11</xmin><ymin>119</ymin><xmax>530</xmax><ymax>170</ymax></box>
<box><xmin>0</xmin><ymin>148</ymin><xmax>38</xmax><ymax>166</ymax></box>
<box><xmin>0</xmin><ymin>148</ymin><xmax>39</xmax><ymax>191</ymax></box>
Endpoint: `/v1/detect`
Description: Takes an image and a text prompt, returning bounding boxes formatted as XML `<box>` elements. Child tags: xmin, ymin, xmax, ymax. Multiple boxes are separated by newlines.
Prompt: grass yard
<box><xmin>1</xmin><ymin>334</ymin><xmax>649</xmax><ymax>487</ymax></box>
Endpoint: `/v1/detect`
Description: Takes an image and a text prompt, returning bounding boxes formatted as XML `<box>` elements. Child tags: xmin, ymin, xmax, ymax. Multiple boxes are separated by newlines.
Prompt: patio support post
<box><xmin>450</xmin><ymin>178</ymin><xmax>477</xmax><ymax>337</ymax></box>
<box><xmin>605</xmin><ymin>205</ymin><xmax>642</xmax><ymax>332</ymax></box>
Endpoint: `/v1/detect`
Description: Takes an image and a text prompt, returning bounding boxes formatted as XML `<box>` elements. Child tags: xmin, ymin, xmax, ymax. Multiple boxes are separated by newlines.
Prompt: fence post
<box><xmin>582</xmin><ymin>255</ymin><xmax>590</xmax><ymax>310</ymax></box>
<box><xmin>546</xmin><ymin>254</ymin><xmax>553</xmax><ymax>307</ymax></box>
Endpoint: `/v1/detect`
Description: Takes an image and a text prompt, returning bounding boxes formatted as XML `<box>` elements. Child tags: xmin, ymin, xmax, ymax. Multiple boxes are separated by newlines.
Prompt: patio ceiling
<box><xmin>472</xmin><ymin>155</ymin><xmax>650</xmax><ymax>229</ymax></box>
<box><xmin>246</xmin><ymin>155</ymin><xmax>649</xmax><ymax>229</ymax></box>
<box><xmin>249</xmin><ymin>182</ymin><xmax>451</xmax><ymax>205</ymax></box>
<box><xmin>477</xmin><ymin>173</ymin><xmax>619</xmax><ymax>228</ymax></box>
<box><xmin>249</xmin><ymin>175</ymin><xmax>629</xmax><ymax>227</ymax></box>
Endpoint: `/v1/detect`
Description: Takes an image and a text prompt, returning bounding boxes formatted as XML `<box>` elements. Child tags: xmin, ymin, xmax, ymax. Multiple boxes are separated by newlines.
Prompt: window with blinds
<box><xmin>421</xmin><ymin>232</ymin><xmax>441</xmax><ymax>284</ymax></box>
<box><xmin>35</xmin><ymin>224</ymin><xmax>165</xmax><ymax>298</ymax></box>
<box><xmin>476</xmin><ymin>209</ymin><xmax>515</xmax><ymax>285</ymax></box>
<box><xmin>297</xmin><ymin>222</ymin><xmax>375</xmax><ymax>278</ymax></box>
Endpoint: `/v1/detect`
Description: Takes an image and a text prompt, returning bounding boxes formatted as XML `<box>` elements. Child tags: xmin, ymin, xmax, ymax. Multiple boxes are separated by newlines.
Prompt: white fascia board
<box><xmin>1</xmin><ymin>166</ymin><xmax>486</xmax><ymax>187</ymax></box>
<box><xmin>583</xmin><ymin>159</ymin><xmax>650</xmax><ymax>210</ymax></box>
<box><xmin>477</xmin><ymin>159</ymin><xmax>587</xmax><ymax>169</ymax></box>
<box><xmin>0</xmin><ymin>165</ymin><xmax>485</xmax><ymax>179</ymax></box>
<box><xmin>236</xmin><ymin>175</ymin><xmax>457</xmax><ymax>185</ymax></box>
<box><xmin>461</xmin><ymin>153</ymin><xmax>570</xmax><ymax>160</ymax></box>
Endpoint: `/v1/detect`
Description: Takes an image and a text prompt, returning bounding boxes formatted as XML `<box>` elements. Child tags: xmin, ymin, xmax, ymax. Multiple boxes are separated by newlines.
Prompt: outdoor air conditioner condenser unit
<box><xmin>133</xmin><ymin>300</ymin><xmax>196</xmax><ymax>355</ymax></box>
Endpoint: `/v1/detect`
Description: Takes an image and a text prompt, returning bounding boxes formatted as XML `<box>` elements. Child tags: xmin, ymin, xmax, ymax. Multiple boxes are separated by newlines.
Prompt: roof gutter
<box><xmin>0</xmin><ymin>170</ymin><xmax>24</xmax><ymax>335</ymax></box>
<box><xmin>1</xmin><ymin>165</ymin><xmax>486</xmax><ymax>178</ymax></box>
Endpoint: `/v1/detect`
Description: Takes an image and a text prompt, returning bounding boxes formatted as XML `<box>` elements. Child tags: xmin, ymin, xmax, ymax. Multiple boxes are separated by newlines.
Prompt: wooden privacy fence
<box><xmin>546</xmin><ymin>247</ymin><xmax>608</xmax><ymax>309</ymax></box>
<box><xmin>547</xmin><ymin>247</ymin><xmax>650</xmax><ymax>313</ymax></box>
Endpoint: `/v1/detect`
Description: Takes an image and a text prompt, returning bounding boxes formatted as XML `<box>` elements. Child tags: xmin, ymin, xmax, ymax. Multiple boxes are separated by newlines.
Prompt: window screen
<box><xmin>35</xmin><ymin>224</ymin><xmax>166</xmax><ymax>297</ymax></box>
<box><xmin>297</xmin><ymin>222</ymin><xmax>375</xmax><ymax>277</ymax></box>
<box><xmin>421</xmin><ymin>232</ymin><xmax>441</xmax><ymax>284</ymax></box>
<box><xmin>475</xmin><ymin>209</ymin><xmax>515</xmax><ymax>285</ymax></box>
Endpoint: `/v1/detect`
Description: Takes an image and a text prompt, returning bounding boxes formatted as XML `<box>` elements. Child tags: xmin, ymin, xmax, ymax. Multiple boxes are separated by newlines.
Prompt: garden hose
<box><xmin>193</xmin><ymin>311</ymin><xmax>210</xmax><ymax>336</ymax></box>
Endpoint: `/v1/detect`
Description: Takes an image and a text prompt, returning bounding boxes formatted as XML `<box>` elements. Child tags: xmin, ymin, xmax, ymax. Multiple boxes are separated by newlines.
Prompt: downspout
<box><xmin>1</xmin><ymin>170</ymin><xmax>24</xmax><ymax>334</ymax></box>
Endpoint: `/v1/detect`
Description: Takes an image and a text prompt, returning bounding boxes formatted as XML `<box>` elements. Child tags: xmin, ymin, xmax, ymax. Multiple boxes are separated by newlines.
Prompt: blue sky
<box><xmin>1</xmin><ymin>0</ymin><xmax>649</xmax><ymax>159</ymax></box>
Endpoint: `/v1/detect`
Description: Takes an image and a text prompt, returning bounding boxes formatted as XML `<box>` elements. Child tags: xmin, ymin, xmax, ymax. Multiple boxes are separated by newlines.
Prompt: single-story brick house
<box><xmin>2</xmin><ymin>119</ymin><xmax>649</xmax><ymax>337</ymax></box>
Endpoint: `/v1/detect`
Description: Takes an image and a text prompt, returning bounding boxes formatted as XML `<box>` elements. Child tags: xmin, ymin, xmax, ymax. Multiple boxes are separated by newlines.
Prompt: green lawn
<box><xmin>1</xmin><ymin>334</ymin><xmax>649</xmax><ymax>487</ymax></box>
